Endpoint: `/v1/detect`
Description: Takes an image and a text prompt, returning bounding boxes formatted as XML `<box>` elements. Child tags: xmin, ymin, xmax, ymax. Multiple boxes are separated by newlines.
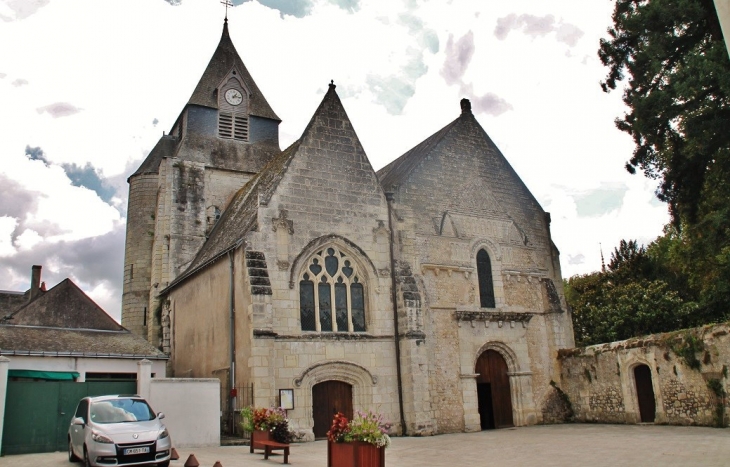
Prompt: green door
<box><xmin>3</xmin><ymin>380</ymin><xmax>137</xmax><ymax>455</ymax></box>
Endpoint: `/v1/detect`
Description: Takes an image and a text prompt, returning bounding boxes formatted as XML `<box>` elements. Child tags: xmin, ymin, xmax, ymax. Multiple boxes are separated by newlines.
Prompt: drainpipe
<box><xmin>385</xmin><ymin>192</ymin><xmax>407</xmax><ymax>436</ymax></box>
<box><xmin>228</xmin><ymin>250</ymin><xmax>236</xmax><ymax>433</ymax></box>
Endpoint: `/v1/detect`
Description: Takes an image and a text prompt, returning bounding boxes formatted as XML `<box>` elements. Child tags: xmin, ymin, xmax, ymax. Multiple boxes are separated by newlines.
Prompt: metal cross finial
<box><xmin>221</xmin><ymin>0</ymin><xmax>232</xmax><ymax>20</ymax></box>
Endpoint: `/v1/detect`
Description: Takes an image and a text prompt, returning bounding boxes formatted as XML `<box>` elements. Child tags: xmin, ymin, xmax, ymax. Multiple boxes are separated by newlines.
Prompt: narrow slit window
<box><xmin>300</xmin><ymin>274</ymin><xmax>316</xmax><ymax>331</ymax></box>
<box><xmin>477</xmin><ymin>249</ymin><xmax>496</xmax><ymax>308</ymax></box>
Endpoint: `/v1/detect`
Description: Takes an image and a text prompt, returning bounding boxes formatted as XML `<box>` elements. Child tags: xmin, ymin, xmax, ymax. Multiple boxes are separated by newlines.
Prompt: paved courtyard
<box><xmin>2</xmin><ymin>424</ymin><xmax>729</xmax><ymax>467</ymax></box>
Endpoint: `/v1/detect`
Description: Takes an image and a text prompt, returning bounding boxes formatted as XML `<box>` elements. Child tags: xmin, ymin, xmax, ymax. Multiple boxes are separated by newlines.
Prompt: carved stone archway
<box><xmin>291</xmin><ymin>360</ymin><xmax>377</xmax><ymax>441</ymax></box>
<box><xmin>462</xmin><ymin>341</ymin><xmax>537</xmax><ymax>430</ymax></box>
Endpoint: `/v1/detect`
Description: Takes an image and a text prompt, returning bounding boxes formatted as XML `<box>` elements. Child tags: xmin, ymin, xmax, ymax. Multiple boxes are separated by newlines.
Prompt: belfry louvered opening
<box><xmin>218</xmin><ymin>112</ymin><xmax>249</xmax><ymax>141</ymax></box>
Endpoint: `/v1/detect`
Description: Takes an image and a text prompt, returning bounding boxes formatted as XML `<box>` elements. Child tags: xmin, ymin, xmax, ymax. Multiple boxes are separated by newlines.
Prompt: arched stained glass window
<box><xmin>299</xmin><ymin>247</ymin><xmax>367</xmax><ymax>332</ymax></box>
<box><xmin>477</xmin><ymin>249</ymin><xmax>496</xmax><ymax>308</ymax></box>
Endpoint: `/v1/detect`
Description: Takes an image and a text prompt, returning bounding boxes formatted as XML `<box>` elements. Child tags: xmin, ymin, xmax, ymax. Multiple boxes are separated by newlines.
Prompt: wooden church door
<box><xmin>312</xmin><ymin>380</ymin><xmax>353</xmax><ymax>438</ymax></box>
<box><xmin>634</xmin><ymin>365</ymin><xmax>656</xmax><ymax>423</ymax></box>
<box><xmin>476</xmin><ymin>349</ymin><xmax>514</xmax><ymax>429</ymax></box>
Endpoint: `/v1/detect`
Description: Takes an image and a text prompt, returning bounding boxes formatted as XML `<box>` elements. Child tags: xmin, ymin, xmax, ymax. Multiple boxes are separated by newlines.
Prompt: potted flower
<box><xmin>241</xmin><ymin>406</ymin><xmax>293</xmax><ymax>452</ymax></box>
<box><xmin>327</xmin><ymin>411</ymin><xmax>391</xmax><ymax>467</ymax></box>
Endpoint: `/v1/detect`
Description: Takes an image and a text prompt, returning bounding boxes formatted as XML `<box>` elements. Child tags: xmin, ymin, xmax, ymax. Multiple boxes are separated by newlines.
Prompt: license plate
<box><xmin>124</xmin><ymin>447</ymin><xmax>150</xmax><ymax>455</ymax></box>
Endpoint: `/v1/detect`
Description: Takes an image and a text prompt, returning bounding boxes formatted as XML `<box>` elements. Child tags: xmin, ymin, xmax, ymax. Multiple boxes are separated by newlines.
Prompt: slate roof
<box><xmin>166</xmin><ymin>84</ymin><xmax>347</xmax><ymax>290</ymax></box>
<box><xmin>0</xmin><ymin>325</ymin><xmax>166</xmax><ymax>359</ymax></box>
<box><xmin>7</xmin><ymin>279</ymin><xmax>123</xmax><ymax>331</ymax></box>
<box><xmin>130</xmin><ymin>135</ymin><xmax>179</xmax><ymax>178</ymax></box>
<box><xmin>0</xmin><ymin>290</ymin><xmax>27</xmax><ymax>318</ymax></box>
<box><xmin>1</xmin><ymin>277</ymin><xmax>166</xmax><ymax>359</ymax></box>
<box><xmin>187</xmin><ymin>20</ymin><xmax>280</xmax><ymax>121</ymax></box>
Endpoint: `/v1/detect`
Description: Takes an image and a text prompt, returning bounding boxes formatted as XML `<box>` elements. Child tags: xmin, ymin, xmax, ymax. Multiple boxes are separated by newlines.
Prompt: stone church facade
<box><xmin>122</xmin><ymin>21</ymin><xmax>574</xmax><ymax>439</ymax></box>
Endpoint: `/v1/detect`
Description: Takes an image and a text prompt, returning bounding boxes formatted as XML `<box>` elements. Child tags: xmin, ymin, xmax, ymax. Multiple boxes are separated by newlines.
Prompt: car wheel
<box><xmin>68</xmin><ymin>439</ymin><xmax>79</xmax><ymax>462</ymax></box>
<box><xmin>83</xmin><ymin>447</ymin><xmax>92</xmax><ymax>467</ymax></box>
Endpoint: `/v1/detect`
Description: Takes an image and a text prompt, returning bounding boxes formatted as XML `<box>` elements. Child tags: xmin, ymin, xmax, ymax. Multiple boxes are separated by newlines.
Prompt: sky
<box><xmin>0</xmin><ymin>0</ymin><xmax>669</xmax><ymax>322</ymax></box>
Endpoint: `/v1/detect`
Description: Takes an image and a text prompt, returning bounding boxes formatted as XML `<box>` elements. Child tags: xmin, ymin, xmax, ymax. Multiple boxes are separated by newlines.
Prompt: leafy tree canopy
<box><xmin>599</xmin><ymin>0</ymin><xmax>730</xmax><ymax>225</ymax></box>
<box><xmin>566</xmin><ymin>238</ymin><xmax>698</xmax><ymax>346</ymax></box>
<box><xmin>569</xmin><ymin>1</ymin><xmax>730</xmax><ymax>347</ymax></box>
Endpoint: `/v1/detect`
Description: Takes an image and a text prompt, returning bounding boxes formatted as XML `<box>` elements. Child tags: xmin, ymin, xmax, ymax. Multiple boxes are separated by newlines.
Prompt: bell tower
<box><xmin>121</xmin><ymin>20</ymin><xmax>281</xmax><ymax>345</ymax></box>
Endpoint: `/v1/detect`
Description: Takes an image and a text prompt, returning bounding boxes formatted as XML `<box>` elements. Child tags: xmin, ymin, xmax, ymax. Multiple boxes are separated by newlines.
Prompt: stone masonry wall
<box><xmin>121</xmin><ymin>174</ymin><xmax>157</xmax><ymax>338</ymax></box>
<box><xmin>554</xmin><ymin>323</ymin><xmax>730</xmax><ymax>427</ymax></box>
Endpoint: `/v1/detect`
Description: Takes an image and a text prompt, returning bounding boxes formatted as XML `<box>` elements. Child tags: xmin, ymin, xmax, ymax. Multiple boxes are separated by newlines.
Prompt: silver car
<box><xmin>68</xmin><ymin>395</ymin><xmax>172</xmax><ymax>467</ymax></box>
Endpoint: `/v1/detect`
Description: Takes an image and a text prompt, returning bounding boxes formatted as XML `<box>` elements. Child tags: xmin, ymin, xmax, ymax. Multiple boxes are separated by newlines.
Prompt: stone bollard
<box><xmin>184</xmin><ymin>453</ymin><xmax>200</xmax><ymax>467</ymax></box>
<box><xmin>213</xmin><ymin>462</ymin><xmax>223</xmax><ymax>467</ymax></box>
<box><xmin>171</xmin><ymin>447</ymin><xmax>180</xmax><ymax>460</ymax></box>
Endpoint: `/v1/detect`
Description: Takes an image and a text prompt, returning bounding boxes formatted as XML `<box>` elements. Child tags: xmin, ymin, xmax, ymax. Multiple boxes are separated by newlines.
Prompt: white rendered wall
<box><xmin>148</xmin><ymin>378</ymin><xmax>220</xmax><ymax>447</ymax></box>
<box><xmin>2</xmin><ymin>356</ymin><xmax>166</xmax><ymax>382</ymax></box>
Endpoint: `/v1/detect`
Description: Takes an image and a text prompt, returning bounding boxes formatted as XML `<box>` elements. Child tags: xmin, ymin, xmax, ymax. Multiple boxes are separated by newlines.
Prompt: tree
<box><xmin>599</xmin><ymin>0</ymin><xmax>730</xmax><ymax>225</ymax></box>
<box><xmin>566</xmin><ymin>238</ymin><xmax>696</xmax><ymax>346</ymax></box>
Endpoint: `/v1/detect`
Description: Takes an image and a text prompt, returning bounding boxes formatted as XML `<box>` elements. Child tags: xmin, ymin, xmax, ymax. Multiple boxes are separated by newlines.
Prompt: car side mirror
<box><xmin>157</xmin><ymin>412</ymin><xmax>165</xmax><ymax>420</ymax></box>
<box><xmin>72</xmin><ymin>417</ymin><xmax>85</xmax><ymax>426</ymax></box>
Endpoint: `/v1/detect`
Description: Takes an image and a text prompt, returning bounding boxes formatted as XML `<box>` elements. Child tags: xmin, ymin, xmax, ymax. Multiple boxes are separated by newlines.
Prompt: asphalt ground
<box><xmin>2</xmin><ymin>424</ymin><xmax>729</xmax><ymax>467</ymax></box>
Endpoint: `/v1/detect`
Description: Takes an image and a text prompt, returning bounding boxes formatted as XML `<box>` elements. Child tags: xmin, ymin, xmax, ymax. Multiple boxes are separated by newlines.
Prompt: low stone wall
<box><xmin>550</xmin><ymin>322</ymin><xmax>730</xmax><ymax>427</ymax></box>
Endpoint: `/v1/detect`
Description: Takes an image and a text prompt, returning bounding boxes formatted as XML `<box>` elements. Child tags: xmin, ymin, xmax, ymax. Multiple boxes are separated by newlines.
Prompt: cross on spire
<box><xmin>221</xmin><ymin>0</ymin><xmax>232</xmax><ymax>20</ymax></box>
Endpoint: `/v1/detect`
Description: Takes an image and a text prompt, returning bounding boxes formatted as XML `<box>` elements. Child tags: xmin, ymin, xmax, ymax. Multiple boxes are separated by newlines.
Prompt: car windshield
<box><xmin>90</xmin><ymin>398</ymin><xmax>156</xmax><ymax>424</ymax></box>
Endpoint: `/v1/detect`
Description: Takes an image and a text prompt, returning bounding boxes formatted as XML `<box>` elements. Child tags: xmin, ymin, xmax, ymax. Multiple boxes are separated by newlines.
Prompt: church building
<box><xmin>122</xmin><ymin>20</ymin><xmax>574</xmax><ymax>440</ymax></box>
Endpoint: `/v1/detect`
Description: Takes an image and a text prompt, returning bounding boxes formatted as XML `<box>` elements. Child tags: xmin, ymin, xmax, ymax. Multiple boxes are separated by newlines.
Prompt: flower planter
<box><xmin>328</xmin><ymin>440</ymin><xmax>385</xmax><ymax>467</ymax></box>
<box><xmin>250</xmin><ymin>429</ymin><xmax>273</xmax><ymax>453</ymax></box>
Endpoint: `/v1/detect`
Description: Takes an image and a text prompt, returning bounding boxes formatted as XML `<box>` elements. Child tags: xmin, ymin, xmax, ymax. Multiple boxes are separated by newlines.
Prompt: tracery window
<box><xmin>477</xmin><ymin>249</ymin><xmax>496</xmax><ymax>308</ymax></box>
<box><xmin>299</xmin><ymin>247</ymin><xmax>366</xmax><ymax>332</ymax></box>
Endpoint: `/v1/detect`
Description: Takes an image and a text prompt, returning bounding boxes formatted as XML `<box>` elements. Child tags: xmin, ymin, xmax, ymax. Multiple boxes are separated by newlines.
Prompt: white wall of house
<box><xmin>2</xmin><ymin>355</ymin><xmax>167</xmax><ymax>381</ymax></box>
<box><xmin>146</xmin><ymin>378</ymin><xmax>220</xmax><ymax>447</ymax></box>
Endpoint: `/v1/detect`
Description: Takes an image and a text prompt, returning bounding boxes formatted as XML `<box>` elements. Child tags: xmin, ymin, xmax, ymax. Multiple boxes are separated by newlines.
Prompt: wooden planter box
<box><xmin>250</xmin><ymin>429</ymin><xmax>273</xmax><ymax>453</ymax></box>
<box><xmin>327</xmin><ymin>440</ymin><xmax>385</xmax><ymax>467</ymax></box>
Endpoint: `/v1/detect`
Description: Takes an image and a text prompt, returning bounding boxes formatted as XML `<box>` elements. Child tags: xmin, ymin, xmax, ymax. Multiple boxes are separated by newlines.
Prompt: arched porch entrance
<box><xmin>475</xmin><ymin>349</ymin><xmax>514</xmax><ymax>429</ymax></box>
<box><xmin>634</xmin><ymin>364</ymin><xmax>656</xmax><ymax>423</ymax></box>
<box><xmin>312</xmin><ymin>380</ymin><xmax>353</xmax><ymax>438</ymax></box>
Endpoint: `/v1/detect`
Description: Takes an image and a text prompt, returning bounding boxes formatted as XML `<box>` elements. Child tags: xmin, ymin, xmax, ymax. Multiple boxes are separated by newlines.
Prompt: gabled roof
<box><xmin>187</xmin><ymin>20</ymin><xmax>280</xmax><ymax>121</ymax></box>
<box><xmin>167</xmin><ymin>83</ymin><xmax>368</xmax><ymax>290</ymax></box>
<box><xmin>0</xmin><ymin>325</ymin><xmax>167</xmax><ymax>359</ymax></box>
<box><xmin>7</xmin><ymin>279</ymin><xmax>123</xmax><ymax>331</ymax></box>
<box><xmin>377</xmin><ymin>99</ymin><xmax>544</xmax><ymax>214</ymax></box>
<box><xmin>377</xmin><ymin>119</ymin><xmax>458</xmax><ymax>192</ymax></box>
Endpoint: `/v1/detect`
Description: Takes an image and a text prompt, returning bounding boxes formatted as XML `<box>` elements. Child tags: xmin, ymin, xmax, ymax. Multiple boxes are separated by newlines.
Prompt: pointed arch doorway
<box><xmin>312</xmin><ymin>380</ymin><xmax>353</xmax><ymax>438</ymax></box>
<box><xmin>634</xmin><ymin>364</ymin><xmax>656</xmax><ymax>423</ymax></box>
<box><xmin>476</xmin><ymin>349</ymin><xmax>514</xmax><ymax>429</ymax></box>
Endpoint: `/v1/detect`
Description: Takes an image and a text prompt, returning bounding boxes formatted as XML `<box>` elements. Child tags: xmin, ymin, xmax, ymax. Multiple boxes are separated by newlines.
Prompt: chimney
<box><xmin>30</xmin><ymin>265</ymin><xmax>42</xmax><ymax>302</ymax></box>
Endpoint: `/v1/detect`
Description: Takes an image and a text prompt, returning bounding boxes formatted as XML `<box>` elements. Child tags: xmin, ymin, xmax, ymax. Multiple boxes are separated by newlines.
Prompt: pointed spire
<box><xmin>186</xmin><ymin>21</ymin><xmax>280</xmax><ymax>121</ymax></box>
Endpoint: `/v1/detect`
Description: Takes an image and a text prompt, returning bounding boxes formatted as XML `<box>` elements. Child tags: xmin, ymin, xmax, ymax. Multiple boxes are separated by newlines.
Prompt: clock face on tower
<box><xmin>224</xmin><ymin>89</ymin><xmax>243</xmax><ymax>106</ymax></box>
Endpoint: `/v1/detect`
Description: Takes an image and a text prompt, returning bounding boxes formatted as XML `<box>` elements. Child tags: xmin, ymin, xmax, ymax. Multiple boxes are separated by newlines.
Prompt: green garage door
<box><xmin>2</xmin><ymin>379</ymin><xmax>137</xmax><ymax>455</ymax></box>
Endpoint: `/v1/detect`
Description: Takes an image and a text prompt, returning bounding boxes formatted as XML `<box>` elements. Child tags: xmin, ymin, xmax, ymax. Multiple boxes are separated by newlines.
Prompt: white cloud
<box><xmin>0</xmin><ymin>0</ymin><xmax>670</xmax><ymax>318</ymax></box>
<box><xmin>36</xmin><ymin>102</ymin><xmax>83</xmax><ymax>118</ymax></box>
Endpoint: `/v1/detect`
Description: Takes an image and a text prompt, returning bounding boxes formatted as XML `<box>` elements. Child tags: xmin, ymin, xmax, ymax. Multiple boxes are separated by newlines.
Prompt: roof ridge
<box><xmin>377</xmin><ymin>116</ymin><xmax>461</xmax><ymax>191</ymax></box>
